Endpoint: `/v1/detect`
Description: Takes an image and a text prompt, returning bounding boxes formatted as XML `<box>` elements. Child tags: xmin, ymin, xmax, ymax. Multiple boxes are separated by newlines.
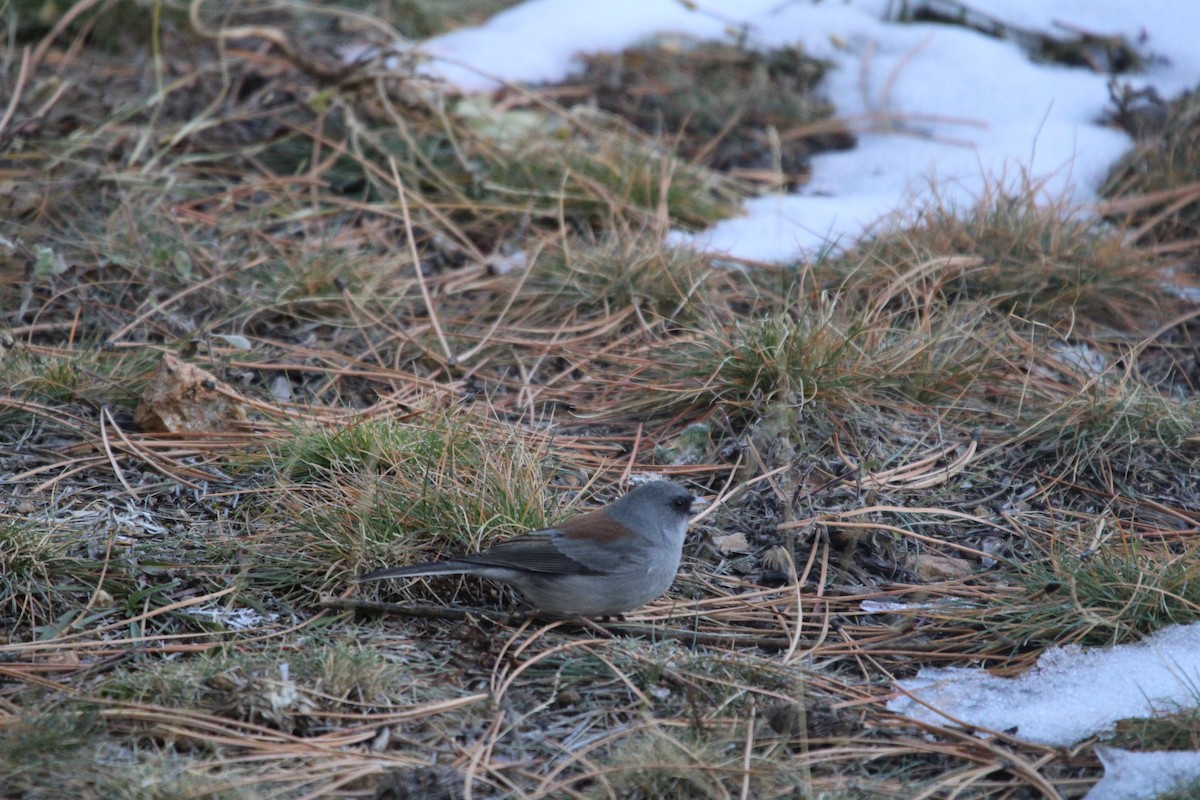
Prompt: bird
<box><xmin>356</xmin><ymin>480</ymin><xmax>697</xmax><ymax>617</ymax></box>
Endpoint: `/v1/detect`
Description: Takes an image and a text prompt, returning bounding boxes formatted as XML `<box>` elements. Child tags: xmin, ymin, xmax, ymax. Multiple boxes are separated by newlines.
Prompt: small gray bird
<box><xmin>356</xmin><ymin>480</ymin><xmax>697</xmax><ymax>616</ymax></box>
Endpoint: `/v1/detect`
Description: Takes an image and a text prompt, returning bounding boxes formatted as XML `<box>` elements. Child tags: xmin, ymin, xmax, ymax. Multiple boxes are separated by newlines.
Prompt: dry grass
<box><xmin>3</xmin><ymin>2</ymin><xmax>1200</xmax><ymax>798</ymax></box>
<box><xmin>1102</xmin><ymin>84</ymin><xmax>1200</xmax><ymax>253</ymax></box>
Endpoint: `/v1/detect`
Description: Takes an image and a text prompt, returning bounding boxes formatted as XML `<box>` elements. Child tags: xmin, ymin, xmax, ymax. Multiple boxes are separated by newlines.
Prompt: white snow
<box><xmin>889</xmin><ymin>623</ymin><xmax>1200</xmax><ymax>797</ymax></box>
<box><xmin>405</xmin><ymin>0</ymin><xmax>1200</xmax><ymax>261</ymax></box>
<box><xmin>1086</xmin><ymin>747</ymin><xmax>1200</xmax><ymax>800</ymax></box>
<box><xmin>887</xmin><ymin>621</ymin><xmax>1200</xmax><ymax>746</ymax></box>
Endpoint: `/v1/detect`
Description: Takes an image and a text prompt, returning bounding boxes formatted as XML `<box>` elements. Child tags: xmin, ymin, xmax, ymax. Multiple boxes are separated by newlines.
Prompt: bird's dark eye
<box><xmin>671</xmin><ymin>496</ymin><xmax>693</xmax><ymax>511</ymax></box>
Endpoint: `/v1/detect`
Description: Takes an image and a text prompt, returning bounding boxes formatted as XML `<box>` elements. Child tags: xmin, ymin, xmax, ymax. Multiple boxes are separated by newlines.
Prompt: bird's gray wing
<box><xmin>458</xmin><ymin>529</ymin><xmax>605</xmax><ymax>575</ymax></box>
<box><xmin>547</xmin><ymin>508</ymin><xmax>637</xmax><ymax>573</ymax></box>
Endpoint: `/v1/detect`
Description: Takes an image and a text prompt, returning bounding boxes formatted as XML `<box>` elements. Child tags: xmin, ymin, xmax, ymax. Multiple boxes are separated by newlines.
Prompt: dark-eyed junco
<box><xmin>356</xmin><ymin>480</ymin><xmax>697</xmax><ymax>617</ymax></box>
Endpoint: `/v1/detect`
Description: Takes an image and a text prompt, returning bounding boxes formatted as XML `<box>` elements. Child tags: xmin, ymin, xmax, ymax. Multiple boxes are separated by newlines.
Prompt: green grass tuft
<box><xmin>255</xmin><ymin>415</ymin><xmax>551</xmax><ymax>596</ymax></box>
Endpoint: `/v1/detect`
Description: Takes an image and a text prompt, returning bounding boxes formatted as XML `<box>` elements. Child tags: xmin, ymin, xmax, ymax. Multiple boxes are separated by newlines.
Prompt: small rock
<box><xmin>134</xmin><ymin>353</ymin><xmax>248</xmax><ymax>434</ymax></box>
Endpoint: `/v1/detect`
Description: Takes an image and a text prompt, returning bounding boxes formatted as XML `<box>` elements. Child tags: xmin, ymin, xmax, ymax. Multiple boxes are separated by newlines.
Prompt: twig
<box><xmin>389</xmin><ymin>159</ymin><xmax>455</xmax><ymax>366</ymax></box>
<box><xmin>0</xmin><ymin>47</ymin><xmax>32</xmax><ymax>138</ymax></box>
<box><xmin>30</xmin><ymin>0</ymin><xmax>108</xmax><ymax>71</ymax></box>
<box><xmin>99</xmin><ymin>407</ymin><xmax>141</xmax><ymax>500</ymax></box>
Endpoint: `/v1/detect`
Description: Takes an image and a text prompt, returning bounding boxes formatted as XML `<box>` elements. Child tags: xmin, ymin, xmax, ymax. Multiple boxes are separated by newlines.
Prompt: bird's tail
<box><xmin>355</xmin><ymin>561</ymin><xmax>473</xmax><ymax>582</ymax></box>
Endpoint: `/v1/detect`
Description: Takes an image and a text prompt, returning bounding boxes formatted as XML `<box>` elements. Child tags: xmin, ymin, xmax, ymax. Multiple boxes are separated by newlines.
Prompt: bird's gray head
<box><xmin>607</xmin><ymin>480</ymin><xmax>696</xmax><ymax>541</ymax></box>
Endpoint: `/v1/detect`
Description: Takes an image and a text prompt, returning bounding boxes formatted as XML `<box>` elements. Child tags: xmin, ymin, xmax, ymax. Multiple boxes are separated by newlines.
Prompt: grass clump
<box><xmin>0</xmin><ymin>704</ymin><xmax>252</xmax><ymax>798</ymax></box>
<box><xmin>250</xmin><ymin>80</ymin><xmax>741</xmax><ymax>248</ymax></box>
<box><xmin>1108</xmin><ymin>708</ymin><xmax>1200</xmax><ymax>752</ymax></box>
<box><xmin>0</xmin><ymin>346</ymin><xmax>153</xmax><ymax>409</ymax></box>
<box><xmin>1017</xmin><ymin>378</ymin><xmax>1200</xmax><ymax>474</ymax></box>
<box><xmin>841</xmin><ymin>186</ymin><xmax>1168</xmax><ymax>330</ymax></box>
<box><xmin>1104</xmin><ymin>83</ymin><xmax>1200</xmax><ymax>249</ymax></box>
<box><xmin>265</xmin><ymin>414</ymin><xmax>550</xmax><ymax>588</ymax></box>
<box><xmin>0</xmin><ymin>520</ymin><xmax>93</xmax><ymax>634</ymax></box>
<box><xmin>523</xmin><ymin>235</ymin><xmax>715</xmax><ymax>322</ymax></box>
<box><xmin>0</xmin><ymin>520</ymin><xmax>66</xmax><ymax>577</ymax></box>
<box><xmin>471</xmin><ymin>103</ymin><xmax>744</xmax><ymax>229</ymax></box>
<box><xmin>974</xmin><ymin>539</ymin><xmax>1200</xmax><ymax>653</ymax></box>
<box><xmin>0</xmin><ymin>705</ymin><xmax>98</xmax><ymax>777</ymax></box>
<box><xmin>569</xmin><ymin>38</ymin><xmax>854</xmax><ymax>190</ymax></box>
<box><xmin>0</xmin><ymin>706</ymin><xmax>252</xmax><ymax>800</ymax></box>
<box><xmin>98</xmin><ymin>641</ymin><xmax>418</xmax><ymax>734</ymax></box>
<box><xmin>698</xmin><ymin>305</ymin><xmax>874</xmax><ymax>410</ymax></box>
<box><xmin>623</xmin><ymin>293</ymin><xmax>994</xmax><ymax>423</ymax></box>
<box><xmin>586</xmin><ymin>727</ymin><xmax>794</xmax><ymax>799</ymax></box>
